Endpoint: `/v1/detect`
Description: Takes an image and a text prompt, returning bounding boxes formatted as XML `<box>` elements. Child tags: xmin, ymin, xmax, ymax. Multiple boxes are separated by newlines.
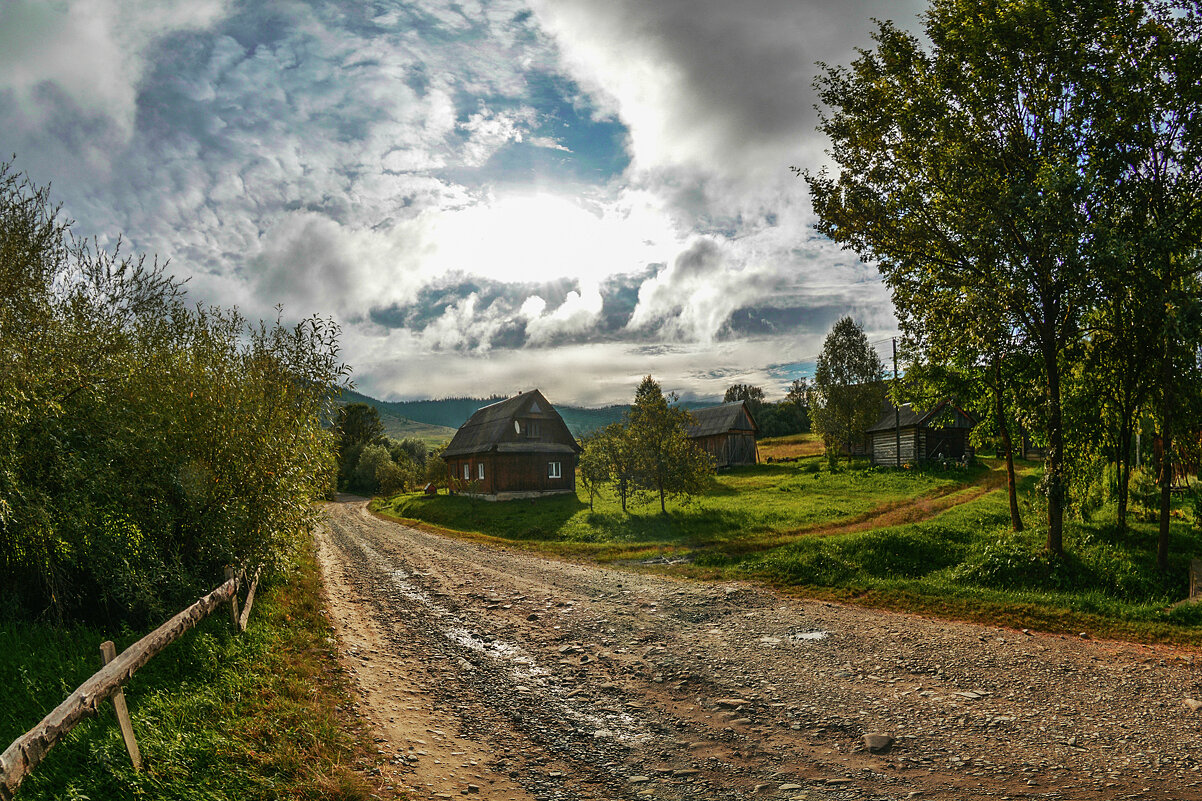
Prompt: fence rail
<box><xmin>0</xmin><ymin>567</ymin><xmax>259</xmax><ymax>801</ymax></box>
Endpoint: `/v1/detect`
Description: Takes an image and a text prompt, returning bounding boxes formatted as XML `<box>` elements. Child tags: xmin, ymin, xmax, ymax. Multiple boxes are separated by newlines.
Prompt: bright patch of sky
<box><xmin>0</xmin><ymin>0</ymin><xmax>923</xmax><ymax>405</ymax></box>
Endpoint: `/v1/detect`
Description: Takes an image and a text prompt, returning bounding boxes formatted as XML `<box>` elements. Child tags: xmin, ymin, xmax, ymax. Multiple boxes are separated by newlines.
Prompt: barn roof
<box><xmin>443</xmin><ymin>389</ymin><xmax>581</xmax><ymax>458</ymax></box>
<box><xmin>866</xmin><ymin>398</ymin><xmax>976</xmax><ymax>434</ymax></box>
<box><xmin>686</xmin><ymin>401</ymin><xmax>758</xmax><ymax>438</ymax></box>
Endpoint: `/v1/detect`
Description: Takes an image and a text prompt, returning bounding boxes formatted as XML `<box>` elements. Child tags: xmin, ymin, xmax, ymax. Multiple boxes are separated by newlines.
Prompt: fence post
<box><xmin>224</xmin><ymin>567</ymin><xmax>241</xmax><ymax>631</ymax></box>
<box><xmin>99</xmin><ymin>641</ymin><xmax>142</xmax><ymax>772</ymax></box>
<box><xmin>237</xmin><ymin>567</ymin><xmax>261</xmax><ymax>633</ymax></box>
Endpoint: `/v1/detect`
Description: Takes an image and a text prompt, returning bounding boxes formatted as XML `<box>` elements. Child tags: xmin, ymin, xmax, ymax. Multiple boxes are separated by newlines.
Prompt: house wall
<box><xmin>447</xmin><ymin>452</ymin><xmax>576</xmax><ymax>496</ymax></box>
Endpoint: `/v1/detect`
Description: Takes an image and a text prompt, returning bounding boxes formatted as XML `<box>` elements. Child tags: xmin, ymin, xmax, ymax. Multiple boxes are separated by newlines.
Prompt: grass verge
<box><xmin>0</xmin><ymin>538</ymin><xmax>380</xmax><ymax>801</ymax></box>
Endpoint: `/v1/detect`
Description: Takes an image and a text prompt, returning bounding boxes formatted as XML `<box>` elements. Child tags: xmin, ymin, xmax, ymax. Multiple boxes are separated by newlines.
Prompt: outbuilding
<box><xmin>443</xmin><ymin>389</ymin><xmax>582</xmax><ymax>500</ymax></box>
<box><xmin>685</xmin><ymin>401</ymin><xmax>759</xmax><ymax>468</ymax></box>
<box><xmin>868</xmin><ymin>399</ymin><xmax>976</xmax><ymax>466</ymax></box>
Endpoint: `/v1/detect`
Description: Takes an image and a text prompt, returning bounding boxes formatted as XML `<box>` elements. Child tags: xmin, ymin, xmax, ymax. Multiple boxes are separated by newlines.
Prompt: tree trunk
<box><xmin>1043</xmin><ymin>339</ymin><xmax>1065</xmax><ymax>555</ymax></box>
<box><xmin>1116</xmin><ymin>412</ymin><xmax>1133</xmax><ymax>532</ymax></box>
<box><xmin>1157</xmin><ymin>345</ymin><xmax>1174</xmax><ymax>572</ymax></box>
<box><xmin>995</xmin><ymin>356</ymin><xmax>1023</xmax><ymax>532</ymax></box>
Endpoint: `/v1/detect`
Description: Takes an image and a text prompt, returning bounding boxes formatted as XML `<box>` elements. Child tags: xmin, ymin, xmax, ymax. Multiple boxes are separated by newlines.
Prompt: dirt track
<box><xmin>316</xmin><ymin>497</ymin><xmax>1202</xmax><ymax>801</ymax></box>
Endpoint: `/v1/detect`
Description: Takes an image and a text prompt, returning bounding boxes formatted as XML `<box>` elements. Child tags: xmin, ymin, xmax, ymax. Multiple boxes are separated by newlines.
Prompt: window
<box><xmin>548</xmin><ymin>461</ymin><xmax>561</xmax><ymax>479</ymax></box>
<box><xmin>526</xmin><ymin>420</ymin><xmax>541</xmax><ymax>439</ymax></box>
<box><xmin>478</xmin><ymin>462</ymin><xmax>485</xmax><ymax>481</ymax></box>
<box><xmin>463</xmin><ymin>463</ymin><xmax>470</xmax><ymax>480</ymax></box>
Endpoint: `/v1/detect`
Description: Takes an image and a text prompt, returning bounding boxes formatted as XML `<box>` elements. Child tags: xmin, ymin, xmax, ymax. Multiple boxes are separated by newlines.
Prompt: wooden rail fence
<box><xmin>0</xmin><ymin>566</ymin><xmax>261</xmax><ymax>801</ymax></box>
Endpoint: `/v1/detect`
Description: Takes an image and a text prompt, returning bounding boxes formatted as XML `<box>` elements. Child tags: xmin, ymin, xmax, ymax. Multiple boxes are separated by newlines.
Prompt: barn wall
<box><xmin>871</xmin><ymin>429</ymin><xmax>919</xmax><ymax>466</ymax></box>
<box><xmin>448</xmin><ymin>452</ymin><xmax>576</xmax><ymax>495</ymax></box>
<box><xmin>691</xmin><ymin>432</ymin><xmax>757</xmax><ymax>468</ymax></box>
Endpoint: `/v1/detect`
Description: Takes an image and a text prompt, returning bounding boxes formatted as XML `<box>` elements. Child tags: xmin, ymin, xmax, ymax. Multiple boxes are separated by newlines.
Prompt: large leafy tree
<box><xmin>1084</xmin><ymin>4</ymin><xmax>1202</xmax><ymax>567</ymax></box>
<box><xmin>810</xmin><ymin>318</ymin><xmax>886</xmax><ymax>461</ymax></box>
<box><xmin>803</xmin><ymin>0</ymin><xmax>1165</xmax><ymax>554</ymax></box>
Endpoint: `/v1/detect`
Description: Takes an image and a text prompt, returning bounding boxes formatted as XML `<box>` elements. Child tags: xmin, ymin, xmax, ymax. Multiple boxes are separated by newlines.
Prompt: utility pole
<box><xmin>893</xmin><ymin>338</ymin><xmax>901</xmax><ymax>468</ymax></box>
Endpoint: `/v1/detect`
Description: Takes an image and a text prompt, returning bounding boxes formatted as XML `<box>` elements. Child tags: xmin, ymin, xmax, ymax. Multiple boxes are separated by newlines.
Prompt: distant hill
<box><xmin>341</xmin><ymin>390</ymin><xmax>631</xmax><ymax>439</ymax></box>
<box><xmin>340</xmin><ymin>388</ymin><xmax>729</xmax><ymax>442</ymax></box>
<box><xmin>337</xmin><ymin>389</ymin><xmax>458</xmax><ymax>447</ymax></box>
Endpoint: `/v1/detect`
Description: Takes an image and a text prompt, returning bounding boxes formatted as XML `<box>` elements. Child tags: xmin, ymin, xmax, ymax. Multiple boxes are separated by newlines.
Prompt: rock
<box><xmin>779</xmin><ymin>783</ymin><xmax>805</xmax><ymax>790</ymax></box>
<box><xmin>716</xmin><ymin>698</ymin><xmax>751</xmax><ymax>708</ymax></box>
<box><xmin>731</xmin><ymin>717</ymin><xmax>753</xmax><ymax>725</ymax></box>
<box><xmin>753</xmin><ymin>783</ymin><xmax>772</xmax><ymax>792</ymax></box>
<box><xmin>465</xmin><ymin>785</ymin><xmax>480</xmax><ymax>794</ymax></box>
<box><xmin>672</xmin><ymin>768</ymin><xmax>700</xmax><ymax>777</ymax></box>
<box><xmin>1185</xmin><ymin>698</ymin><xmax>1202</xmax><ymax>712</ymax></box>
<box><xmin>863</xmin><ymin>734</ymin><xmax>894</xmax><ymax>754</ymax></box>
<box><xmin>629</xmin><ymin>776</ymin><xmax>651</xmax><ymax>784</ymax></box>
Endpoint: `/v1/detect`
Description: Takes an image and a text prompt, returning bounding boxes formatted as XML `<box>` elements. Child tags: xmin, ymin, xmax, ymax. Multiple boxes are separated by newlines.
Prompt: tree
<box><xmin>723</xmin><ymin>384</ymin><xmax>766</xmax><ymax>421</ymax></box>
<box><xmin>336</xmin><ymin>403</ymin><xmax>384</xmax><ymax>489</ymax></box>
<box><xmin>577</xmin><ymin>429</ymin><xmax>612</xmax><ymax>511</ymax></box>
<box><xmin>809</xmin><ymin>318</ymin><xmax>885</xmax><ymax>462</ymax></box>
<box><xmin>628</xmin><ymin>376</ymin><xmax>714</xmax><ymax>513</ymax></box>
<box><xmin>802</xmin><ymin>0</ymin><xmax>1160</xmax><ymax>553</ymax></box>
<box><xmin>0</xmin><ymin>161</ymin><xmax>347</xmax><ymax>623</ymax></box>
<box><xmin>784</xmin><ymin>378</ymin><xmax>812</xmax><ymax>433</ymax></box>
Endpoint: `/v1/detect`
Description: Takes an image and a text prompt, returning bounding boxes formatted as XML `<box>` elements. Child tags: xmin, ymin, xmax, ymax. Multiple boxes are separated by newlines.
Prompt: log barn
<box><xmin>686</xmin><ymin>401</ymin><xmax>759</xmax><ymax>468</ymax></box>
<box><xmin>868</xmin><ymin>399</ymin><xmax>976</xmax><ymax>466</ymax></box>
<box><xmin>443</xmin><ymin>389</ymin><xmax>582</xmax><ymax>500</ymax></box>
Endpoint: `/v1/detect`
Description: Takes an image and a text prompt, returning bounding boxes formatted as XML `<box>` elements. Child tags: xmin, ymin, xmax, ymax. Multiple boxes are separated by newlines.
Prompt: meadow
<box><xmin>376</xmin><ymin>456</ymin><xmax>1202</xmax><ymax>643</ymax></box>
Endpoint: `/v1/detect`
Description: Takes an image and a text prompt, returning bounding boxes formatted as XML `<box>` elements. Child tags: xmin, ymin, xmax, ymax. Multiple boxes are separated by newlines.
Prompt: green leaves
<box><xmin>0</xmin><ymin>163</ymin><xmax>349</xmax><ymax>624</ymax></box>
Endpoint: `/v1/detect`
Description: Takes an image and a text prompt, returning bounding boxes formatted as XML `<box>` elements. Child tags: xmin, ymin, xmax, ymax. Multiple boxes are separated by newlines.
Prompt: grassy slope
<box><xmin>377</xmin><ymin>457</ymin><xmax>1202</xmax><ymax>644</ymax></box>
<box><xmin>0</xmin><ymin>541</ymin><xmax>379</xmax><ymax>801</ymax></box>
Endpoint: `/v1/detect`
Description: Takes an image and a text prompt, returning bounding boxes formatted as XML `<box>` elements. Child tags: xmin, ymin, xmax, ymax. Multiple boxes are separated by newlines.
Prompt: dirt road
<box><xmin>316</xmin><ymin>498</ymin><xmax>1202</xmax><ymax>801</ymax></box>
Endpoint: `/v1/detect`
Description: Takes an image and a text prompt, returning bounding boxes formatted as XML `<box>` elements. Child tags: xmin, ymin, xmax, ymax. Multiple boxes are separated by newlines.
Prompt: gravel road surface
<box><xmin>315</xmin><ymin>498</ymin><xmax>1202</xmax><ymax>801</ymax></box>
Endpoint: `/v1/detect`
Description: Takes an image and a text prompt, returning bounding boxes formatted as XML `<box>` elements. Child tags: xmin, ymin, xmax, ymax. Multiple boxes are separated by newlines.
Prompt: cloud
<box><xmin>0</xmin><ymin>0</ymin><xmax>228</xmax><ymax>145</ymax></box>
<box><xmin>528</xmin><ymin>0</ymin><xmax>926</xmax><ymax>177</ymax></box>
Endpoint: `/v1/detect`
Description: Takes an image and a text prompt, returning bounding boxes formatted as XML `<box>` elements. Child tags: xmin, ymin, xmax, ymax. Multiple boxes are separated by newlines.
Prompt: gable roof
<box><xmin>866</xmin><ymin>398</ymin><xmax>976</xmax><ymax>434</ymax></box>
<box><xmin>443</xmin><ymin>389</ymin><xmax>581</xmax><ymax>458</ymax></box>
<box><xmin>686</xmin><ymin>401</ymin><xmax>758</xmax><ymax>438</ymax></box>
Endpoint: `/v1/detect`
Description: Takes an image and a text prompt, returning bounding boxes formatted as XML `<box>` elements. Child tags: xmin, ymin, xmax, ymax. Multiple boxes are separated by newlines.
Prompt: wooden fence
<box><xmin>0</xmin><ymin>567</ymin><xmax>261</xmax><ymax>801</ymax></box>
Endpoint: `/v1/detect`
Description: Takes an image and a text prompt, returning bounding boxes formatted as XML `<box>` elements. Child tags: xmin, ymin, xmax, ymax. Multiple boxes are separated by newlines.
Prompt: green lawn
<box><xmin>377</xmin><ymin>457</ymin><xmax>1202</xmax><ymax>643</ymax></box>
<box><xmin>0</xmin><ymin>542</ymin><xmax>378</xmax><ymax>801</ymax></box>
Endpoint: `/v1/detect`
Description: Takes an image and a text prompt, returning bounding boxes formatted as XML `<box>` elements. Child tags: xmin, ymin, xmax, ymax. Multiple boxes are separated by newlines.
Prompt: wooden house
<box><xmin>868</xmin><ymin>399</ymin><xmax>976</xmax><ymax>466</ymax></box>
<box><xmin>686</xmin><ymin>401</ymin><xmax>759</xmax><ymax>468</ymax></box>
<box><xmin>443</xmin><ymin>389</ymin><xmax>582</xmax><ymax>500</ymax></box>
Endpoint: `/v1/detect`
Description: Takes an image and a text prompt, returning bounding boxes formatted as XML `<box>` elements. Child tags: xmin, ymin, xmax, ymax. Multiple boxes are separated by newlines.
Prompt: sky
<box><xmin>0</xmin><ymin>0</ymin><xmax>926</xmax><ymax>406</ymax></box>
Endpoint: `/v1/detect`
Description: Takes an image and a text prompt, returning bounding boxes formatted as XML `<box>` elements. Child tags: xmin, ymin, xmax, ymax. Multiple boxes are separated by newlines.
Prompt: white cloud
<box><xmin>0</xmin><ymin>0</ymin><xmax>228</xmax><ymax>141</ymax></box>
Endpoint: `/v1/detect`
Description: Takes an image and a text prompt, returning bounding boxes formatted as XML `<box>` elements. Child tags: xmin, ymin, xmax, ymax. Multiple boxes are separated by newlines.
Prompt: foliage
<box><xmin>335</xmin><ymin>404</ymin><xmax>384</xmax><ymax>490</ymax></box>
<box><xmin>810</xmin><ymin>317</ymin><xmax>885</xmax><ymax>460</ymax></box>
<box><xmin>723</xmin><ymin>384</ymin><xmax>766</xmax><ymax>419</ymax></box>
<box><xmin>0</xmin><ymin>162</ymin><xmax>347</xmax><ymax>624</ymax></box>
<box><xmin>424</xmin><ymin>449</ymin><xmax>448</xmax><ymax>489</ymax></box>
<box><xmin>628</xmin><ymin>376</ymin><xmax>715</xmax><ymax>513</ymax></box>
<box><xmin>803</xmin><ymin>0</ymin><xmax>1202</xmax><ymax>557</ymax></box>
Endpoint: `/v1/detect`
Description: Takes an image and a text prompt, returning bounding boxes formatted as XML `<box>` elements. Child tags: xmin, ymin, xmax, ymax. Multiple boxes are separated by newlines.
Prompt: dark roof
<box><xmin>686</xmin><ymin>401</ymin><xmax>758</xmax><ymax>438</ymax></box>
<box><xmin>443</xmin><ymin>389</ymin><xmax>581</xmax><ymax>458</ymax></box>
<box><xmin>866</xmin><ymin>398</ymin><xmax>976</xmax><ymax>433</ymax></box>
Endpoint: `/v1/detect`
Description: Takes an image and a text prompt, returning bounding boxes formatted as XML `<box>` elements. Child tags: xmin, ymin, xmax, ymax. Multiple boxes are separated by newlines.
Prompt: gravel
<box><xmin>316</xmin><ymin>498</ymin><xmax>1202</xmax><ymax>801</ymax></box>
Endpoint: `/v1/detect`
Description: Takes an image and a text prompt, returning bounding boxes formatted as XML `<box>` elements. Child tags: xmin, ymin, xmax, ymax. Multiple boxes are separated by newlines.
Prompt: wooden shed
<box><xmin>443</xmin><ymin>389</ymin><xmax>582</xmax><ymax>500</ymax></box>
<box><xmin>868</xmin><ymin>399</ymin><xmax>976</xmax><ymax>467</ymax></box>
<box><xmin>686</xmin><ymin>401</ymin><xmax>759</xmax><ymax>468</ymax></box>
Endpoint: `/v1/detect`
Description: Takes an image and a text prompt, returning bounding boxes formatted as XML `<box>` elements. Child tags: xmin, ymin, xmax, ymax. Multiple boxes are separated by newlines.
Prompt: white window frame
<box><xmin>463</xmin><ymin>463</ymin><xmax>470</xmax><ymax>480</ymax></box>
<box><xmin>478</xmin><ymin>462</ymin><xmax>485</xmax><ymax>481</ymax></box>
<box><xmin>548</xmin><ymin>461</ymin><xmax>561</xmax><ymax>479</ymax></box>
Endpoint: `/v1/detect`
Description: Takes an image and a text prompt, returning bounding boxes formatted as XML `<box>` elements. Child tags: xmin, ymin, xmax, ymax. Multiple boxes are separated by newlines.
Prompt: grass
<box><xmin>0</xmin><ymin>539</ymin><xmax>380</xmax><ymax>801</ymax></box>
<box><xmin>758</xmin><ymin>432</ymin><xmax>824</xmax><ymax>460</ymax></box>
<box><xmin>376</xmin><ymin>456</ymin><xmax>1202</xmax><ymax>644</ymax></box>
<box><xmin>376</xmin><ymin>456</ymin><xmax>982</xmax><ymax>561</ymax></box>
